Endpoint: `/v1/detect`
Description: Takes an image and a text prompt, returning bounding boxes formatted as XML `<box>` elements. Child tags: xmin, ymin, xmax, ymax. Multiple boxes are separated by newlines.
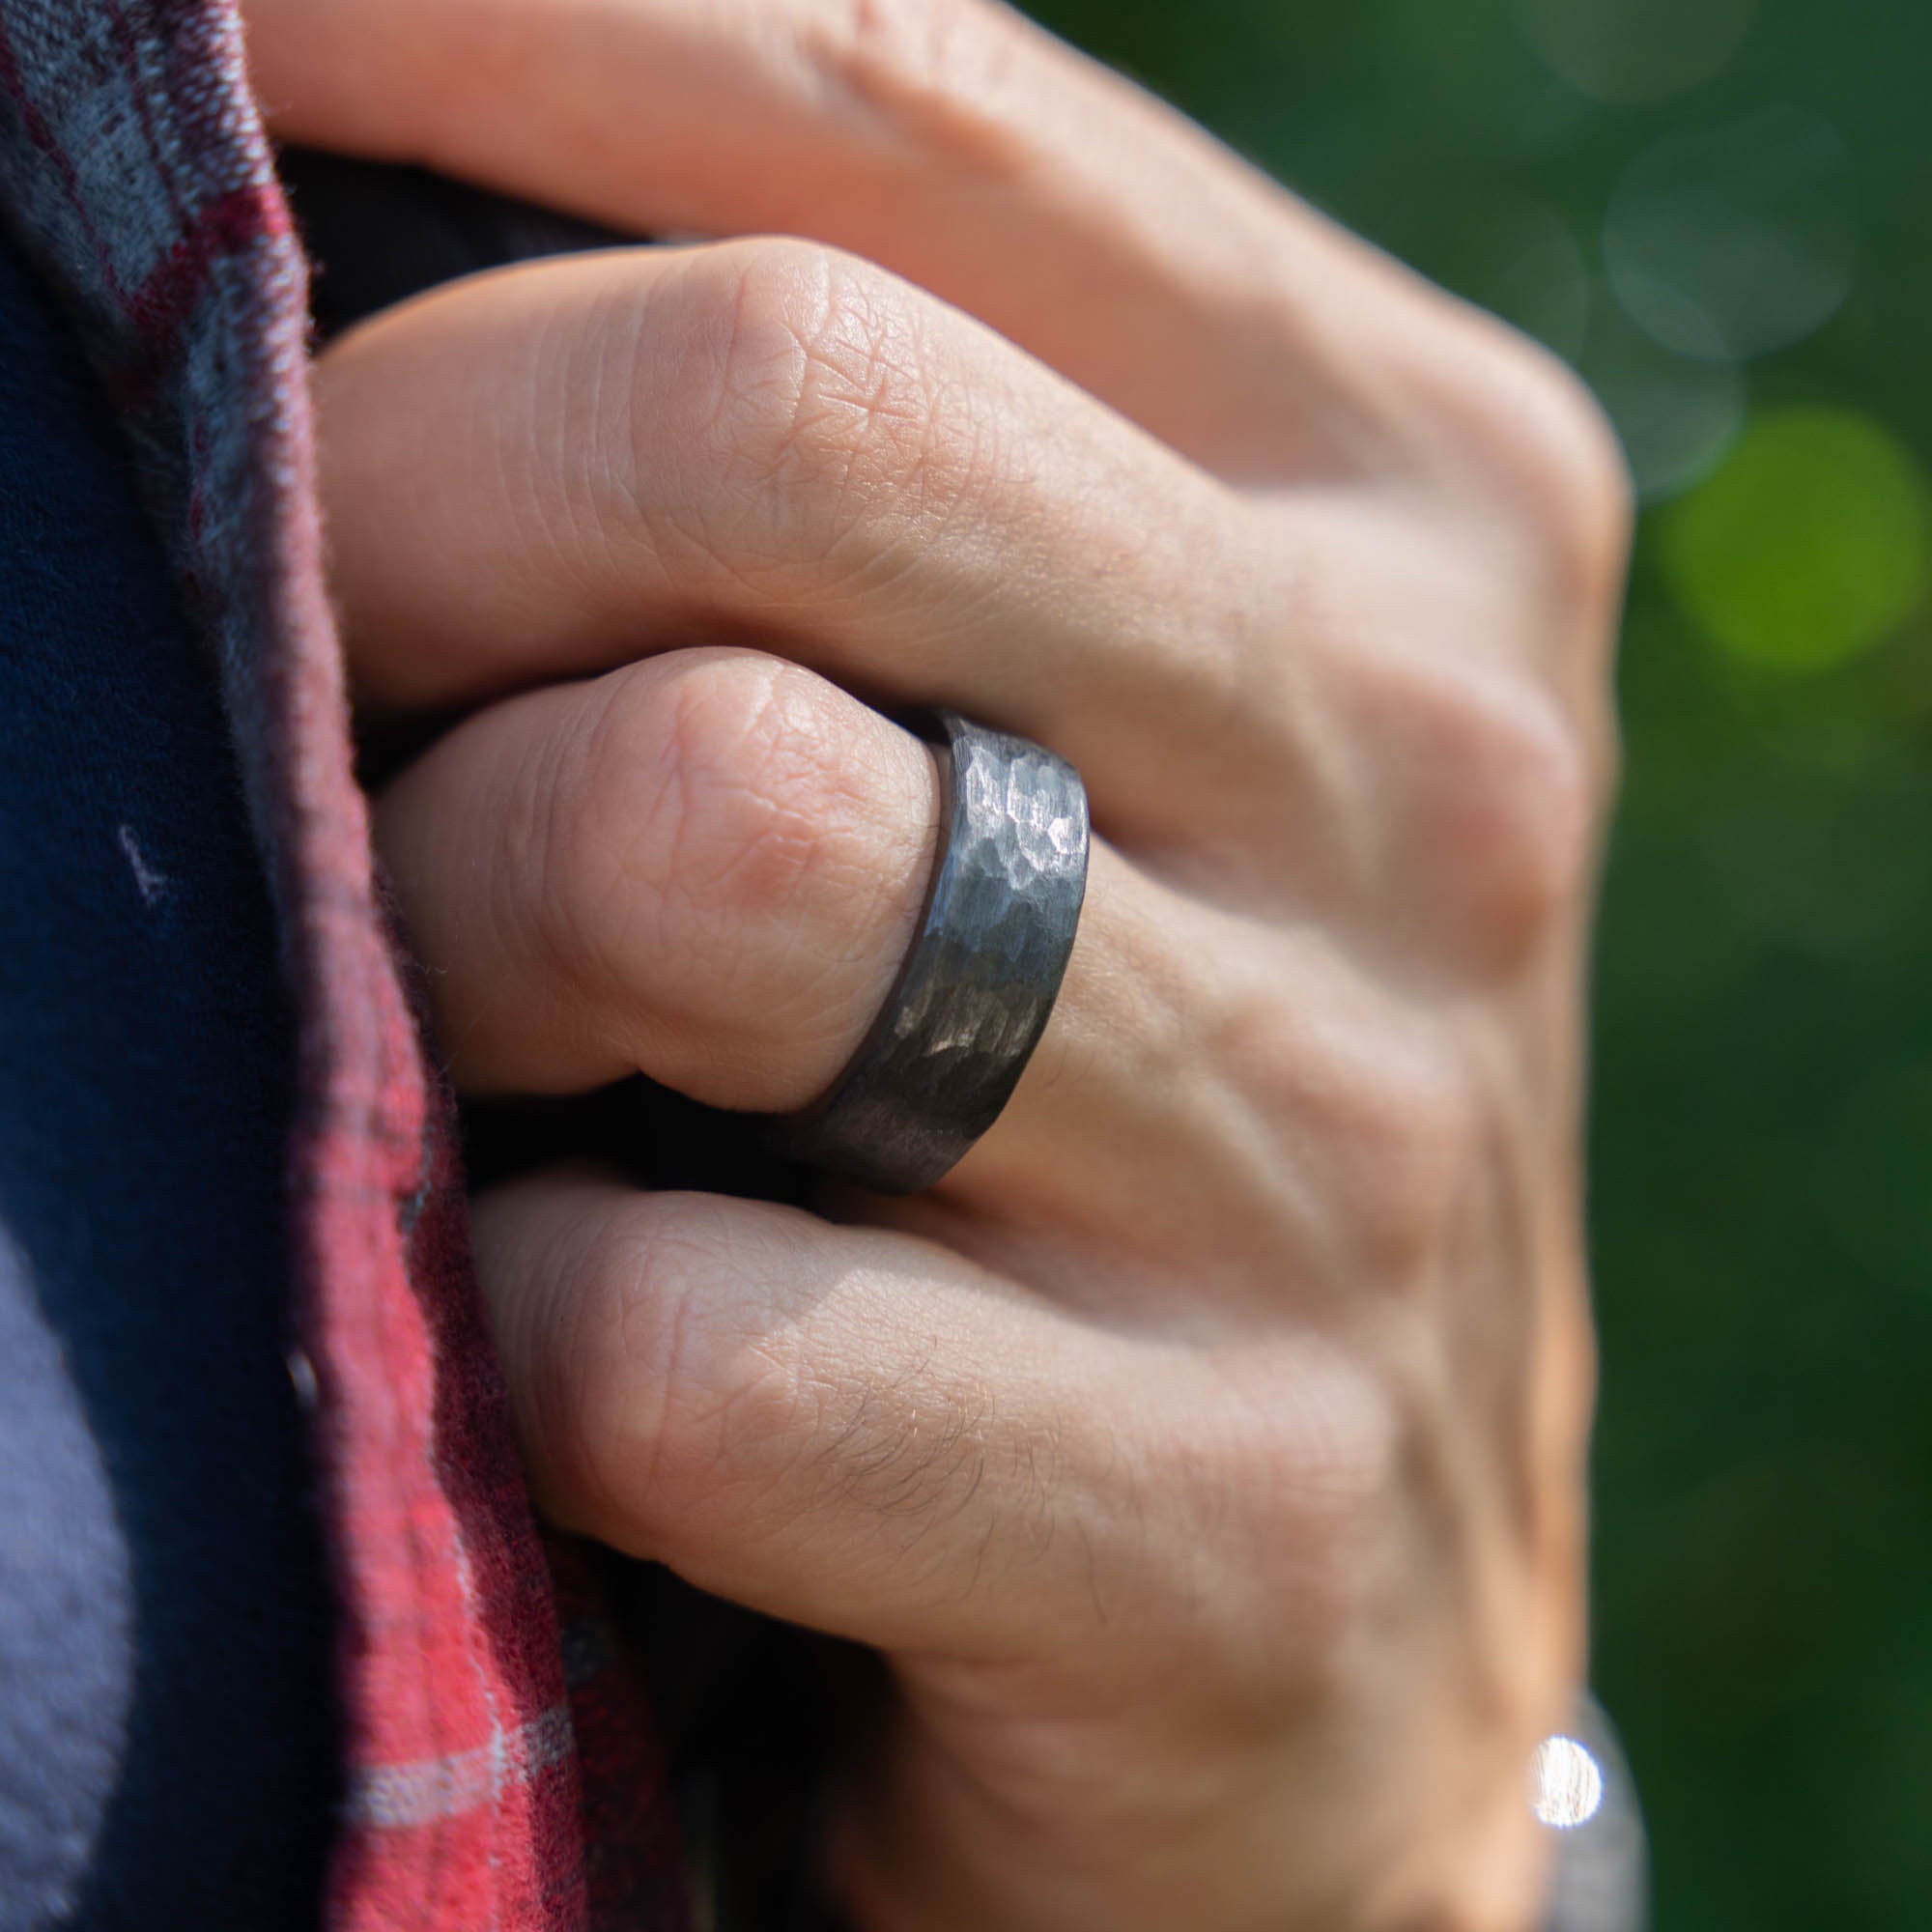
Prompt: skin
<box><xmin>241</xmin><ymin>1</ymin><xmax>1633</xmax><ymax>1925</ymax></box>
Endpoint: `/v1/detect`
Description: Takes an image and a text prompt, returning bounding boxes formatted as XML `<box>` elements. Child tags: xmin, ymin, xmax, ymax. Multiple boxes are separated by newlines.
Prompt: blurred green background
<box><xmin>1015</xmin><ymin>1</ymin><xmax>1931</xmax><ymax>1924</ymax></box>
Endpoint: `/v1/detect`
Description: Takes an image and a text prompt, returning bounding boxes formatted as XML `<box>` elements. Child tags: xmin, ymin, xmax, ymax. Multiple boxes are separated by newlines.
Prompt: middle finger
<box><xmin>377</xmin><ymin>644</ymin><xmax>1250</xmax><ymax>1225</ymax></box>
<box><xmin>318</xmin><ymin>236</ymin><xmax>1296</xmax><ymax>846</ymax></box>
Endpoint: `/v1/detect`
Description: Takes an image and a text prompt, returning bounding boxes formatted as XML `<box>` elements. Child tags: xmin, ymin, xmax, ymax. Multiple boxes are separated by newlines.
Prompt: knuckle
<box><xmin>533</xmin><ymin>665</ymin><xmax>684</xmax><ymax>1003</ymax></box>
<box><xmin>567</xmin><ymin>652</ymin><xmax>852</xmax><ymax>950</ymax></box>
<box><xmin>1517</xmin><ymin>372</ymin><xmax>1634</xmax><ymax>625</ymax></box>
<box><xmin>1193</xmin><ymin>1344</ymin><xmax>1406</xmax><ymax>1675</ymax></box>
<box><xmin>1457</xmin><ymin>335</ymin><xmax>1635</xmax><ymax>631</ymax></box>
<box><xmin>809</xmin><ymin>0</ymin><xmax>968</xmax><ymax>95</ymax></box>
<box><xmin>562</xmin><ymin>1197</ymin><xmax>806</xmax><ymax>1550</ymax></box>
<box><xmin>646</xmin><ymin>655</ymin><xmax>848</xmax><ymax>932</ymax></box>
<box><xmin>1452</xmin><ymin>682</ymin><xmax>1598</xmax><ymax>952</ymax></box>
<box><xmin>1345</xmin><ymin>1040</ymin><xmax>1480</xmax><ymax>1286</ymax></box>
<box><xmin>526</xmin><ymin>1196</ymin><xmax>685</xmax><ymax>1542</ymax></box>
<box><xmin>800</xmin><ymin>0</ymin><xmax>1025</xmax><ymax>160</ymax></box>
<box><xmin>1224</xmin><ymin>981</ymin><xmax>1478</xmax><ymax>1285</ymax></box>
<box><xmin>479</xmin><ymin>709</ymin><xmax>585</xmax><ymax>992</ymax></box>
<box><xmin>667</xmin><ymin>240</ymin><xmax>980</xmax><ymax>596</ymax></box>
<box><xmin>1273</xmin><ymin>1364</ymin><xmax>1406</xmax><ymax>1632</ymax></box>
<box><xmin>551</xmin><ymin>651</ymin><xmax>917</xmax><ymax>1094</ymax></box>
<box><xmin>1397</xmin><ymin>663</ymin><xmax>1600</xmax><ymax>966</ymax></box>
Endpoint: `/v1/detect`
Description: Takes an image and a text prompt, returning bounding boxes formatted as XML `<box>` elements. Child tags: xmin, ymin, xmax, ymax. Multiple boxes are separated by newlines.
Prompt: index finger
<box><xmin>242</xmin><ymin>0</ymin><xmax>1473</xmax><ymax>480</ymax></box>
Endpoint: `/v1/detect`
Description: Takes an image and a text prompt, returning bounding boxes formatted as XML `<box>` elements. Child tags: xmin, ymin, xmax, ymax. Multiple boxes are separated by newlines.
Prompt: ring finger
<box><xmin>376</xmin><ymin>643</ymin><xmax>1257</xmax><ymax>1235</ymax></box>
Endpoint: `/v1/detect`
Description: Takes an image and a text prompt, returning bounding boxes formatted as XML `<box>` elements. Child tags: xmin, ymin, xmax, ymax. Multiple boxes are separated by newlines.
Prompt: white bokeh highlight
<box><xmin>1530</xmin><ymin>1734</ymin><xmax>1606</xmax><ymax>1831</ymax></box>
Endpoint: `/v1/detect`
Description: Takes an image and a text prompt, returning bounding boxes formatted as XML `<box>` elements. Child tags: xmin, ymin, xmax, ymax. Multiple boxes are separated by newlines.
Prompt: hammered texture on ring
<box><xmin>769</xmin><ymin>710</ymin><xmax>1090</xmax><ymax>1194</ymax></box>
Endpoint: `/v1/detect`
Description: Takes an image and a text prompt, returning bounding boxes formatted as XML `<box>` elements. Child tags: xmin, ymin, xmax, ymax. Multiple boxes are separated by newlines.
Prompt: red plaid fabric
<box><xmin>0</xmin><ymin>4</ymin><xmax>687</xmax><ymax>1927</ymax></box>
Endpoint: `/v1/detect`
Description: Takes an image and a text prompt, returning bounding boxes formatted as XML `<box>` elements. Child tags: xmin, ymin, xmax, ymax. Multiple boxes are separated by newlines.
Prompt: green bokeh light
<box><xmin>1662</xmin><ymin>407</ymin><xmax>1931</xmax><ymax>671</ymax></box>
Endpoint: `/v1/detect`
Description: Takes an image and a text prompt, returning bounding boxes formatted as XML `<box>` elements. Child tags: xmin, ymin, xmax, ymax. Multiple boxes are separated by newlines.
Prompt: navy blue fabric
<box><xmin>0</xmin><ymin>225</ymin><xmax>338</xmax><ymax>1928</ymax></box>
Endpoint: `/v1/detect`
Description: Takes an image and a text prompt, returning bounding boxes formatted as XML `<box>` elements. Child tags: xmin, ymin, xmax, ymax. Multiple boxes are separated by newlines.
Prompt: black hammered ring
<box><xmin>769</xmin><ymin>710</ymin><xmax>1090</xmax><ymax>1194</ymax></box>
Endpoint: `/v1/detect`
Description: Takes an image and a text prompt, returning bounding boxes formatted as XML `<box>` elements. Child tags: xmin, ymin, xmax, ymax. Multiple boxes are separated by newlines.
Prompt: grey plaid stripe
<box><xmin>347</xmin><ymin>1703</ymin><xmax>575</xmax><ymax>1832</ymax></box>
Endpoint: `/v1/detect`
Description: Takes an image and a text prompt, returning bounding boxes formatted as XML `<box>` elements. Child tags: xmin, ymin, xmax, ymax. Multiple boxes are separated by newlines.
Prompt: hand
<box><xmin>243</xmin><ymin>1</ymin><xmax>1630</xmax><ymax>1924</ymax></box>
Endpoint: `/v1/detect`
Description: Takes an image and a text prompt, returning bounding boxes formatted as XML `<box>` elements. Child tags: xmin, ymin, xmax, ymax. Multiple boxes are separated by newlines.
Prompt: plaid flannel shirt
<box><xmin>0</xmin><ymin>4</ymin><xmax>688</xmax><ymax>1927</ymax></box>
<box><xmin>0</xmin><ymin>6</ymin><xmax>1650</xmax><ymax>1928</ymax></box>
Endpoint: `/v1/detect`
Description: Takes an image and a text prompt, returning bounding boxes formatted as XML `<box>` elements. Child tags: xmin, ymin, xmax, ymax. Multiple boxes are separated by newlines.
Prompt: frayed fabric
<box><xmin>0</xmin><ymin>5</ymin><xmax>687</xmax><ymax>1927</ymax></box>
